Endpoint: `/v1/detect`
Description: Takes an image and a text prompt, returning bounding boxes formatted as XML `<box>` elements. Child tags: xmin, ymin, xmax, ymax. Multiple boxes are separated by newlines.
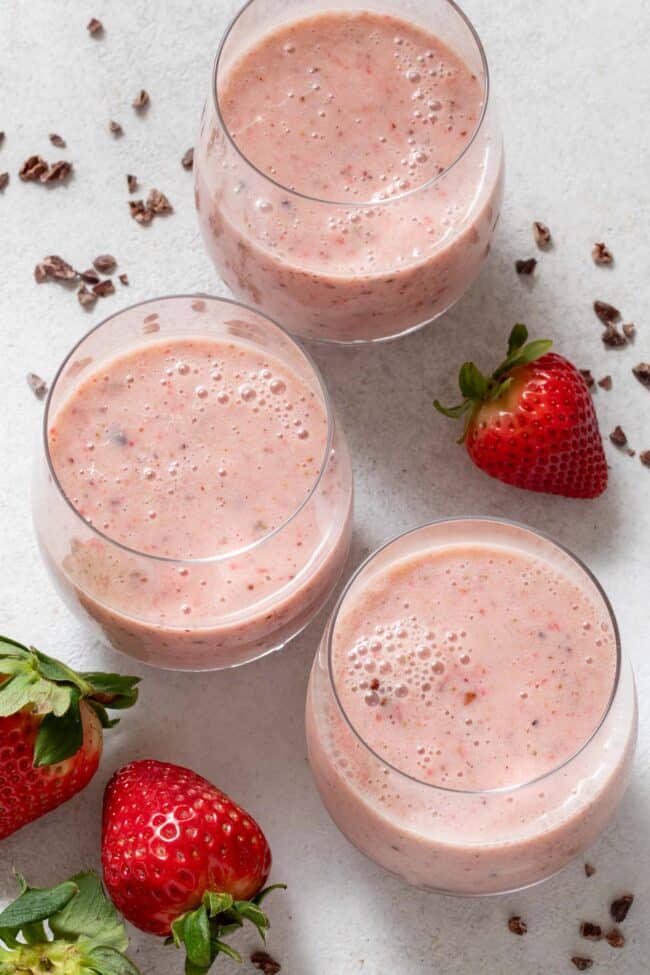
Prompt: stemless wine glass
<box><xmin>306</xmin><ymin>518</ymin><xmax>637</xmax><ymax>894</ymax></box>
<box><xmin>195</xmin><ymin>0</ymin><xmax>504</xmax><ymax>343</ymax></box>
<box><xmin>33</xmin><ymin>295</ymin><xmax>353</xmax><ymax>671</ymax></box>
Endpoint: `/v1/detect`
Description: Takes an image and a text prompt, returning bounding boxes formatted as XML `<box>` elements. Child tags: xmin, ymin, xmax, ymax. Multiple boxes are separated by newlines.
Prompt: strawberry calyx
<box><xmin>0</xmin><ymin>870</ymin><xmax>140</xmax><ymax>975</ymax></box>
<box><xmin>433</xmin><ymin>324</ymin><xmax>553</xmax><ymax>442</ymax></box>
<box><xmin>167</xmin><ymin>884</ymin><xmax>286</xmax><ymax>975</ymax></box>
<box><xmin>0</xmin><ymin>636</ymin><xmax>140</xmax><ymax>767</ymax></box>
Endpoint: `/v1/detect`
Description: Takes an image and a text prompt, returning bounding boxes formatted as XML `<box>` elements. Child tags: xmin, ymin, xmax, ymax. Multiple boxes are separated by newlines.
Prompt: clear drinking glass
<box><xmin>195</xmin><ymin>0</ymin><xmax>504</xmax><ymax>343</ymax></box>
<box><xmin>33</xmin><ymin>295</ymin><xmax>353</xmax><ymax>671</ymax></box>
<box><xmin>305</xmin><ymin>518</ymin><xmax>637</xmax><ymax>894</ymax></box>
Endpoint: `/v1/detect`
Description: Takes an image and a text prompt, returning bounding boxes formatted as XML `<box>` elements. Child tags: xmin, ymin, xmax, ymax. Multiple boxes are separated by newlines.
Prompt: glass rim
<box><xmin>42</xmin><ymin>292</ymin><xmax>336</xmax><ymax>567</ymax></box>
<box><xmin>325</xmin><ymin>515</ymin><xmax>622</xmax><ymax>796</ymax></box>
<box><xmin>212</xmin><ymin>0</ymin><xmax>491</xmax><ymax>208</ymax></box>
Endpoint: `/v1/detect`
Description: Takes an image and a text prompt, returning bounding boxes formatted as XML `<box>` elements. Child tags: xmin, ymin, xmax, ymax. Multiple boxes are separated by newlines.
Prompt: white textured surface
<box><xmin>1</xmin><ymin>1</ymin><xmax>649</xmax><ymax>972</ymax></box>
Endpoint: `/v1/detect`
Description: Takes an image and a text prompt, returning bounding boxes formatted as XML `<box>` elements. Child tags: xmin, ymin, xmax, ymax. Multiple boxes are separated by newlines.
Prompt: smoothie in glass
<box><xmin>196</xmin><ymin>0</ymin><xmax>504</xmax><ymax>342</ymax></box>
<box><xmin>34</xmin><ymin>296</ymin><xmax>353</xmax><ymax>670</ymax></box>
<box><xmin>306</xmin><ymin>519</ymin><xmax>636</xmax><ymax>893</ymax></box>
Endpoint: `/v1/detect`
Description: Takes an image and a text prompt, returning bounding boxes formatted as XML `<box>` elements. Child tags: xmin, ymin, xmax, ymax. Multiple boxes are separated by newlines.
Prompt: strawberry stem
<box><xmin>433</xmin><ymin>324</ymin><xmax>553</xmax><ymax>441</ymax></box>
<box><xmin>168</xmin><ymin>885</ymin><xmax>286</xmax><ymax>974</ymax></box>
<box><xmin>0</xmin><ymin>637</ymin><xmax>140</xmax><ymax>766</ymax></box>
<box><xmin>0</xmin><ymin>871</ymin><xmax>140</xmax><ymax>975</ymax></box>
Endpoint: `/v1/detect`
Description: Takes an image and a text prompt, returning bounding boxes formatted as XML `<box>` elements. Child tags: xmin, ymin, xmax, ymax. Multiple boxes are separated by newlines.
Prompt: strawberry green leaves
<box><xmin>0</xmin><ymin>872</ymin><xmax>140</xmax><ymax>975</ymax></box>
<box><xmin>434</xmin><ymin>324</ymin><xmax>553</xmax><ymax>440</ymax></box>
<box><xmin>169</xmin><ymin>886</ymin><xmax>286</xmax><ymax>975</ymax></box>
<box><xmin>0</xmin><ymin>636</ymin><xmax>140</xmax><ymax>767</ymax></box>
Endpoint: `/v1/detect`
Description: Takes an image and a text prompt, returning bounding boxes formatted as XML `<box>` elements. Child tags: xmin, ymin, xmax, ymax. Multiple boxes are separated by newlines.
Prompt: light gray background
<box><xmin>1</xmin><ymin>1</ymin><xmax>648</xmax><ymax>972</ymax></box>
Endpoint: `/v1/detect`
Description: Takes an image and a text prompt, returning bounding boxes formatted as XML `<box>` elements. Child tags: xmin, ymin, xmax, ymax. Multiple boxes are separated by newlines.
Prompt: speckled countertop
<box><xmin>1</xmin><ymin>1</ymin><xmax>648</xmax><ymax>972</ymax></box>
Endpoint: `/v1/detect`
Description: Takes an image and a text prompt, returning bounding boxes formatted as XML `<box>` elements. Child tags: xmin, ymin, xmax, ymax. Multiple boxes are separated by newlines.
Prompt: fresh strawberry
<box><xmin>102</xmin><ymin>760</ymin><xmax>284</xmax><ymax>973</ymax></box>
<box><xmin>0</xmin><ymin>636</ymin><xmax>139</xmax><ymax>840</ymax></box>
<box><xmin>434</xmin><ymin>324</ymin><xmax>608</xmax><ymax>498</ymax></box>
<box><xmin>0</xmin><ymin>869</ymin><xmax>140</xmax><ymax>974</ymax></box>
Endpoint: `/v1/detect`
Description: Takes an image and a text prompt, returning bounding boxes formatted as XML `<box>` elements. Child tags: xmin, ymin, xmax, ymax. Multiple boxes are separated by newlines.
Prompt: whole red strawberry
<box><xmin>434</xmin><ymin>324</ymin><xmax>608</xmax><ymax>498</ymax></box>
<box><xmin>0</xmin><ymin>636</ymin><xmax>139</xmax><ymax>840</ymax></box>
<box><xmin>102</xmin><ymin>760</ymin><xmax>284</xmax><ymax>972</ymax></box>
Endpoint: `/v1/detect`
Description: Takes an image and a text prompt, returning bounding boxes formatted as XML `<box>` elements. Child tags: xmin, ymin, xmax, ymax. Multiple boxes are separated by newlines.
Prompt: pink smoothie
<box><xmin>196</xmin><ymin>9</ymin><xmax>504</xmax><ymax>341</ymax></box>
<box><xmin>306</xmin><ymin>523</ymin><xmax>636</xmax><ymax>892</ymax></box>
<box><xmin>43</xmin><ymin>331</ymin><xmax>352</xmax><ymax>669</ymax></box>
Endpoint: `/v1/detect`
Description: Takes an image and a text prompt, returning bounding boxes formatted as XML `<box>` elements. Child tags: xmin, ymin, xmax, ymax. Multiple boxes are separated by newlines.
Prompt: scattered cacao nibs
<box><xmin>41</xmin><ymin>160</ymin><xmax>73</xmax><ymax>184</ymax></box>
<box><xmin>593</xmin><ymin>242</ymin><xmax>613</xmax><ymax>266</ymax></box>
<box><xmin>369</xmin><ymin>678</ymin><xmax>380</xmax><ymax>690</ymax></box>
<box><xmin>181</xmin><ymin>147</ymin><xmax>194</xmax><ymax>170</ymax></box>
<box><xmin>516</xmin><ymin>258</ymin><xmax>537</xmax><ymax>275</ymax></box>
<box><xmin>602</xmin><ymin>325</ymin><xmax>626</xmax><ymax>348</ymax></box>
<box><xmin>77</xmin><ymin>284</ymin><xmax>97</xmax><ymax>308</ymax></box>
<box><xmin>87</xmin><ymin>17</ymin><xmax>103</xmax><ymax>35</ymax></box>
<box><xmin>0</xmin><ymin>172</ymin><xmax>8</xmax><ymax>191</ymax></box>
<box><xmin>147</xmin><ymin>188</ymin><xmax>173</xmax><ymax>214</ymax></box>
<box><xmin>594</xmin><ymin>299</ymin><xmax>620</xmax><ymax>324</ymax></box>
<box><xmin>580</xmin><ymin>922</ymin><xmax>603</xmax><ymax>941</ymax></box>
<box><xmin>19</xmin><ymin>155</ymin><xmax>48</xmax><ymax>181</ymax></box>
<box><xmin>26</xmin><ymin>372</ymin><xmax>48</xmax><ymax>400</ymax></box>
<box><xmin>79</xmin><ymin>268</ymin><xmax>100</xmax><ymax>285</ymax></box>
<box><xmin>632</xmin><ymin>363</ymin><xmax>650</xmax><ymax>389</ymax></box>
<box><xmin>132</xmin><ymin>89</ymin><xmax>150</xmax><ymax>111</ymax></box>
<box><xmin>571</xmin><ymin>958</ymin><xmax>593</xmax><ymax>971</ymax></box>
<box><xmin>250</xmin><ymin>951</ymin><xmax>281</xmax><ymax>975</ymax></box>
<box><xmin>128</xmin><ymin>199</ymin><xmax>154</xmax><ymax>224</ymax></box>
<box><xmin>463</xmin><ymin>692</ymin><xmax>477</xmax><ymax>706</ymax></box>
<box><xmin>533</xmin><ymin>221</ymin><xmax>551</xmax><ymax>248</ymax></box>
<box><xmin>579</xmin><ymin>369</ymin><xmax>595</xmax><ymax>389</ymax></box>
<box><xmin>507</xmin><ymin>916</ymin><xmax>527</xmax><ymax>936</ymax></box>
<box><xmin>584</xmin><ymin>863</ymin><xmax>597</xmax><ymax>877</ymax></box>
<box><xmin>127</xmin><ymin>173</ymin><xmax>138</xmax><ymax>193</ymax></box>
<box><xmin>93</xmin><ymin>254</ymin><xmax>117</xmax><ymax>274</ymax></box>
<box><xmin>92</xmin><ymin>279</ymin><xmax>115</xmax><ymax>298</ymax></box>
<box><xmin>34</xmin><ymin>255</ymin><xmax>77</xmax><ymax>282</ymax></box>
<box><xmin>641</xmin><ymin>451</ymin><xmax>650</xmax><ymax>468</ymax></box>
<box><xmin>606</xmin><ymin>928</ymin><xmax>625</xmax><ymax>948</ymax></box>
<box><xmin>49</xmin><ymin>133</ymin><xmax>66</xmax><ymax>148</ymax></box>
<box><xmin>597</xmin><ymin>376</ymin><xmax>612</xmax><ymax>390</ymax></box>
<box><xmin>622</xmin><ymin>323</ymin><xmax>636</xmax><ymax>340</ymax></box>
<box><xmin>610</xmin><ymin>894</ymin><xmax>634</xmax><ymax>923</ymax></box>
<box><xmin>609</xmin><ymin>426</ymin><xmax>628</xmax><ymax>447</ymax></box>
<box><xmin>119</xmin><ymin>273</ymin><xmax>129</xmax><ymax>286</ymax></box>
<box><xmin>109</xmin><ymin>120</ymin><xmax>123</xmax><ymax>137</ymax></box>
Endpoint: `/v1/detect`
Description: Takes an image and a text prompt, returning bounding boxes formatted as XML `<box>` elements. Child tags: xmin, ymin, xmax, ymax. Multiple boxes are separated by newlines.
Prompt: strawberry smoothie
<box><xmin>35</xmin><ymin>297</ymin><xmax>352</xmax><ymax>670</ymax></box>
<box><xmin>196</xmin><ymin>3</ymin><xmax>504</xmax><ymax>342</ymax></box>
<box><xmin>306</xmin><ymin>520</ymin><xmax>636</xmax><ymax>893</ymax></box>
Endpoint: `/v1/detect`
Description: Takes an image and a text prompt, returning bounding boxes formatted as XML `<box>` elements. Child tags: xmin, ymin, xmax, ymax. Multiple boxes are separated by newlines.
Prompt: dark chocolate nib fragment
<box><xmin>251</xmin><ymin>951</ymin><xmax>281</xmax><ymax>975</ymax></box>
<box><xmin>516</xmin><ymin>258</ymin><xmax>537</xmax><ymax>275</ymax></box>
<box><xmin>609</xmin><ymin>426</ymin><xmax>628</xmax><ymax>447</ymax></box>
<box><xmin>594</xmin><ymin>300</ymin><xmax>620</xmax><ymax>324</ymax></box>
<box><xmin>132</xmin><ymin>89</ymin><xmax>150</xmax><ymax>111</ymax></box>
<box><xmin>602</xmin><ymin>325</ymin><xmax>626</xmax><ymax>348</ymax></box>
<box><xmin>93</xmin><ymin>254</ymin><xmax>117</xmax><ymax>274</ymax></box>
<box><xmin>19</xmin><ymin>155</ymin><xmax>48</xmax><ymax>181</ymax></box>
<box><xmin>507</xmin><ymin>916</ymin><xmax>528</xmax><ymax>936</ymax></box>
<box><xmin>632</xmin><ymin>363</ymin><xmax>650</xmax><ymax>389</ymax></box>
<box><xmin>610</xmin><ymin>894</ymin><xmax>634</xmax><ymax>923</ymax></box>
<box><xmin>580</xmin><ymin>922</ymin><xmax>603</xmax><ymax>941</ymax></box>
<box><xmin>593</xmin><ymin>241</ymin><xmax>613</xmax><ymax>265</ymax></box>
<box><xmin>579</xmin><ymin>369</ymin><xmax>594</xmax><ymax>389</ymax></box>
<box><xmin>533</xmin><ymin>221</ymin><xmax>551</xmax><ymax>248</ymax></box>
<box><xmin>87</xmin><ymin>17</ymin><xmax>103</xmax><ymax>34</ymax></box>
<box><xmin>571</xmin><ymin>959</ymin><xmax>593</xmax><ymax>972</ymax></box>
<box><xmin>181</xmin><ymin>147</ymin><xmax>194</xmax><ymax>170</ymax></box>
<box><xmin>606</xmin><ymin>927</ymin><xmax>625</xmax><ymax>948</ymax></box>
<box><xmin>26</xmin><ymin>372</ymin><xmax>48</xmax><ymax>399</ymax></box>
